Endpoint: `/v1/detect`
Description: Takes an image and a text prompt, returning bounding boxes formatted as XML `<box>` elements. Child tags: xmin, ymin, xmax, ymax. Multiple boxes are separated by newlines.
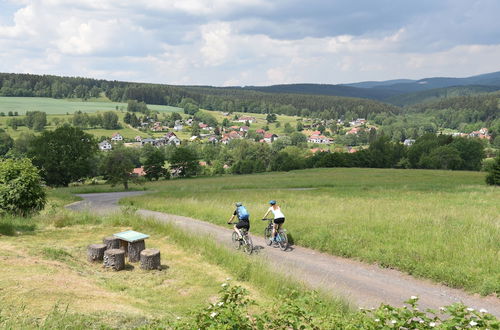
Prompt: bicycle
<box><xmin>228</xmin><ymin>223</ymin><xmax>253</xmax><ymax>255</ymax></box>
<box><xmin>262</xmin><ymin>218</ymin><xmax>288</xmax><ymax>251</ymax></box>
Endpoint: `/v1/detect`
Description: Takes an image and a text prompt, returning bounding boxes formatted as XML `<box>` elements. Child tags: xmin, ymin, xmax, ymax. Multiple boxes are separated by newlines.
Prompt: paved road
<box><xmin>67</xmin><ymin>191</ymin><xmax>500</xmax><ymax>317</ymax></box>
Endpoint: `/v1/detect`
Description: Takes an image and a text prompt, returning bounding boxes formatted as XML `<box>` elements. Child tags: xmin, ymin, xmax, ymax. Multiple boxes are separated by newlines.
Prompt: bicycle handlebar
<box><xmin>261</xmin><ymin>218</ymin><xmax>274</xmax><ymax>221</ymax></box>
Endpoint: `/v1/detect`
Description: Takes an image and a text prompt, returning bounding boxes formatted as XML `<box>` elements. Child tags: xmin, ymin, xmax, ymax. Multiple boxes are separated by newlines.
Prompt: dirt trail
<box><xmin>67</xmin><ymin>191</ymin><xmax>500</xmax><ymax>317</ymax></box>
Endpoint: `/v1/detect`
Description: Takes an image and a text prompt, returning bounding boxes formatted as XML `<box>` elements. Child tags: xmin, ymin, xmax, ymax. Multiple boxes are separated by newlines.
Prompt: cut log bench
<box><xmin>103</xmin><ymin>249</ymin><xmax>125</xmax><ymax>271</ymax></box>
<box><xmin>140</xmin><ymin>249</ymin><xmax>161</xmax><ymax>270</ymax></box>
<box><xmin>103</xmin><ymin>236</ymin><xmax>120</xmax><ymax>250</ymax></box>
<box><xmin>113</xmin><ymin>230</ymin><xmax>150</xmax><ymax>263</ymax></box>
<box><xmin>87</xmin><ymin>243</ymin><xmax>107</xmax><ymax>262</ymax></box>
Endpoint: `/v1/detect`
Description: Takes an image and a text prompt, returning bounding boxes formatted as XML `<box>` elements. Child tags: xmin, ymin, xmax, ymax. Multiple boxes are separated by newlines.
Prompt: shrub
<box><xmin>0</xmin><ymin>158</ymin><xmax>46</xmax><ymax>216</ymax></box>
<box><xmin>486</xmin><ymin>155</ymin><xmax>500</xmax><ymax>186</ymax></box>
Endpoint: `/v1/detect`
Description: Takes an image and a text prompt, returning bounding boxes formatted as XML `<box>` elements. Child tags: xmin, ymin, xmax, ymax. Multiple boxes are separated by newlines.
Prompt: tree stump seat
<box><xmin>140</xmin><ymin>249</ymin><xmax>161</xmax><ymax>270</ymax></box>
<box><xmin>103</xmin><ymin>249</ymin><xmax>125</xmax><ymax>271</ymax></box>
<box><xmin>87</xmin><ymin>243</ymin><xmax>106</xmax><ymax>262</ymax></box>
<box><xmin>103</xmin><ymin>236</ymin><xmax>120</xmax><ymax>250</ymax></box>
<box><xmin>128</xmin><ymin>240</ymin><xmax>146</xmax><ymax>262</ymax></box>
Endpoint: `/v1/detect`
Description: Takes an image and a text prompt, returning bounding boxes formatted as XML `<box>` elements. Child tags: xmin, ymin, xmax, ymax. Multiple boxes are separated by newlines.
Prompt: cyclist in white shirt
<box><xmin>262</xmin><ymin>200</ymin><xmax>285</xmax><ymax>242</ymax></box>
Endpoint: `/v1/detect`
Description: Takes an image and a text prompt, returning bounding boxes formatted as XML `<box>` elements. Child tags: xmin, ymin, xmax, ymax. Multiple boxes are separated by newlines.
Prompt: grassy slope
<box><xmin>0</xmin><ymin>195</ymin><xmax>349</xmax><ymax>327</ymax></box>
<box><xmin>119</xmin><ymin>168</ymin><xmax>500</xmax><ymax>295</ymax></box>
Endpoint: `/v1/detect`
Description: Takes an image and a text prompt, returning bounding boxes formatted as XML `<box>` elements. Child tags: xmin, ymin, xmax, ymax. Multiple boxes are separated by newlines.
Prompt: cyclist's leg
<box><xmin>233</xmin><ymin>224</ymin><xmax>242</xmax><ymax>239</ymax></box>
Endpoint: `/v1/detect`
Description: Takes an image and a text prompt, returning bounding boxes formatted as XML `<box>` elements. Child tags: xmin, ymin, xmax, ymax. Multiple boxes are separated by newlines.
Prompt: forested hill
<box><xmin>404</xmin><ymin>91</ymin><xmax>500</xmax><ymax>130</ymax></box>
<box><xmin>0</xmin><ymin>72</ymin><xmax>399</xmax><ymax>120</ymax></box>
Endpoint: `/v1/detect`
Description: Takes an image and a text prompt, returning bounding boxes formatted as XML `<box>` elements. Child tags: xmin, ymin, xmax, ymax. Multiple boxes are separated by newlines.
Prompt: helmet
<box><xmin>269</xmin><ymin>200</ymin><xmax>276</xmax><ymax>205</ymax></box>
<box><xmin>235</xmin><ymin>202</ymin><xmax>243</xmax><ymax>207</ymax></box>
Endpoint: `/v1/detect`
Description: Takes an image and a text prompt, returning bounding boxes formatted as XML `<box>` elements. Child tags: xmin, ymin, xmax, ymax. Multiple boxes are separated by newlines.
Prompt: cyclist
<box><xmin>262</xmin><ymin>200</ymin><xmax>285</xmax><ymax>242</ymax></box>
<box><xmin>228</xmin><ymin>202</ymin><xmax>250</xmax><ymax>240</ymax></box>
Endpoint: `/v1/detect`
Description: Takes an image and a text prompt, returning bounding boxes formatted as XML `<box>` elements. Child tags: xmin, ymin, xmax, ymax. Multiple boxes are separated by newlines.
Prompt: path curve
<box><xmin>67</xmin><ymin>191</ymin><xmax>500</xmax><ymax>317</ymax></box>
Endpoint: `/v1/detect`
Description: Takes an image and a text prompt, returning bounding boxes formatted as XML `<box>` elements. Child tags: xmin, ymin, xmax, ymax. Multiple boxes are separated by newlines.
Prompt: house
<box><xmin>135</xmin><ymin>136</ymin><xmax>142</xmax><ymax>142</ymax></box>
<box><xmin>199</xmin><ymin>123</ymin><xmax>209</xmax><ymax>129</ymax></box>
<box><xmin>469</xmin><ymin>128</ymin><xmax>491</xmax><ymax>140</ymax></box>
<box><xmin>199</xmin><ymin>161</ymin><xmax>207</xmax><ymax>167</ymax></box>
<box><xmin>190</xmin><ymin>136</ymin><xmax>200</xmax><ymax>142</ymax></box>
<box><xmin>141</xmin><ymin>138</ymin><xmax>156</xmax><ymax>146</ymax></box>
<box><xmin>240</xmin><ymin>126</ymin><xmax>249</xmax><ymax>133</ymax></box>
<box><xmin>228</xmin><ymin>131</ymin><xmax>242</xmax><ymax>139</ymax></box>
<box><xmin>308</xmin><ymin>134</ymin><xmax>332</xmax><ymax>144</ymax></box>
<box><xmin>229</xmin><ymin>125</ymin><xmax>240</xmax><ymax>130</ymax></box>
<box><xmin>132</xmin><ymin>167</ymin><xmax>146</xmax><ymax>177</ymax></box>
<box><xmin>255</xmin><ymin>128</ymin><xmax>266</xmax><ymax>135</ymax></box>
<box><xmin>111</xmin><ymin>132</ymin><xmax>123</xmax><ymax>141</ymax></box>
<box><xmin>310</xmin><ymin>148</ymin><xmax>327</xmax><ymax>154</ymax></box>
<box><xmin>208</xmin><ymin>136</ymin><xmax>219</xmax><ymax>144</ymax></box>
<box><xmin>221</xmin><ymin>136</ymin><xmax>231</xmax><ymax>145</ymax></box>
<box><xmin>263</xmin><ymin>133</ymin><xmax>278</xmax><ymax>143</ymax></box>
<box><xmin>346</xmin><ymin>127</ymin><xmax>361</xmax><ymax>135</ymax></box>
<box><xmin>403</xmin><ymin>139</ymin><xmax>416</xmax><ymax>146</ymax></box>
<box><xmin>237</xmin><ymin>116</ymin><xmax>256</xmax><ymax>123</ymax></box>
<box><xmin>174</xmin><ymin>124</ymin><xmax>183</xmax><ymax>131</ymax></box>
<box><xmin>168</xmin><ymin>135</ymin><xmax>181</xmax><ymax>146</ymax></box>
<box><xmin>98</xmin><ymin>140</ymin><xmax>112</xmax><ymax>151</ymax></box>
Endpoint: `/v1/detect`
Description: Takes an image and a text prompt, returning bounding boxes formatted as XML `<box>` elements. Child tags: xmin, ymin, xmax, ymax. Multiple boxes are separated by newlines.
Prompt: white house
<box><xmin>98</xmin><ymin>140</ymin><xmax>112</xmax><ymax>151</ymax></box>
<box><xmin>263</xmin><ymin>133</ymin><xmax>278</xmax><ymax>143</ymax></box>
<box><xmin>174</xmin><ymin>124</ymin><xmax>183</xmax><ymax>131</ymax></box>
<box><xmin>111</xmin><ymin>132</ymin><xmax>123</xmax><ymax>142</ymax></box>
<box><xmin>237</xmin><ymin>116</ymin><xmax>256</xmax><ymax>123</ymax></box>
<box><xmin>403</xmin><ymin>139</ymin><xmax>416</xmax><ymax>146</ymax></box>
<box><xmin>168</xmin><ymin>135</ymin><xmax>181</xmax><ymax>146</ymax></box>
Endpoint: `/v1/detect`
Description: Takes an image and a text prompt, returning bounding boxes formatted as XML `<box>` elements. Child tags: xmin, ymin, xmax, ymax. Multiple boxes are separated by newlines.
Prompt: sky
<box><xmin>1</xmin><ymin>0</ymin><xmax>500</xmax><ymax>86</ymax></box>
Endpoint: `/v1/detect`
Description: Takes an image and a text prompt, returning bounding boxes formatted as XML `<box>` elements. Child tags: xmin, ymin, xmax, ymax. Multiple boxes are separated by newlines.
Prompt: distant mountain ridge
<box><xmin>242</xmin><ymin>71</ymin><xmax>500</xmax><ymax>106</ymax></box>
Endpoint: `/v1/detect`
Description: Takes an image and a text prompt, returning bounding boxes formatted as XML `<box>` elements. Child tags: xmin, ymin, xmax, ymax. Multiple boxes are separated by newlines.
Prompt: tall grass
<box><xmin>120</xmin><ymin>168</ymin><xmax>500</xmax><ymax>295</ymax></box>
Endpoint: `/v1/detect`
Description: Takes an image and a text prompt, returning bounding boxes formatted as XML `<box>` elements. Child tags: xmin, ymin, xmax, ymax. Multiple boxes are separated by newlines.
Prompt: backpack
<box><xmin>236</xmin><ymin>205</ymin><xmax>249</xmax><ymax>220</ymax></box>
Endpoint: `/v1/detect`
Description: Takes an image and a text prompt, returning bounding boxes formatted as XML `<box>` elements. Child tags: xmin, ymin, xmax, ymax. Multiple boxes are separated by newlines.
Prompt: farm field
<box><xmin>118</xmin><ymin>167</ymin><xmax>500</xmax><ymax>296</ymax></box>
<box><xmin>0</xmin><ymin>96</ymin><xmax>182</xmax><ymax>115</ymax></box>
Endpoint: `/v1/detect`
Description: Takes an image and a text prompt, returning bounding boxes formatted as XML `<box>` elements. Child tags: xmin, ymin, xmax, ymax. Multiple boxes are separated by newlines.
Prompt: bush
<box><xmin>486</xmin><ymin>155</ymin><xmax>500</xmax><ymax>186</ymax></box>
<box><xmin>0</xmin><ymin>158</ymin><xmax>46</xmax><ymax>216</ymax></box>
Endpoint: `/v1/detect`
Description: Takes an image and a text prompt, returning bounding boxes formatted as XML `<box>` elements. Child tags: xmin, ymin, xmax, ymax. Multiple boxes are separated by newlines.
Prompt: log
<box><xmin>103</xmin><ymin>249</ymin><xmax>125</xmax><ymax>271</ymax></box>
<box><xmin>128</xmin><ymin>240</ymin><xmax>145</xmax><ymax>262</ymax></box>
<box><xmin>140</xmin><ymin>249</ymin><xmax>161</xmax><ymax>270</ymax></box>
<box><xmin>103</xmin><ymin>236</ymin><xmax>120</xmax><ymax>250</ymax></box>
<box><xmin>87</xmin><ymin>243</ymin><xmax>106</xmax><ymax>262</ymax></box>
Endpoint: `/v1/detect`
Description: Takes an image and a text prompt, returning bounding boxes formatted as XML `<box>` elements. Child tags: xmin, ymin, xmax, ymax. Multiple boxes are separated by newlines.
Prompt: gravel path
<box><xmin>67</xmin><ymin>191</ymin><xmax>500</xmax><ymax>316</ymax></box>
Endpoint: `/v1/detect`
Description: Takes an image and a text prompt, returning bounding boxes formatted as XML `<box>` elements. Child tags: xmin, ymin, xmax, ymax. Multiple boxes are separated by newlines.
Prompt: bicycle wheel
<box><xmin>278</xmin><ymin>231</ymin><xmax>288</xmax><ymax>251</ymax></box>
<box><xmin>231</xmin><ymin>231</ymin><xmax>241</xmax><ymax>250</ymax></box>
<box><xmin>243</xmin><ymin>235</ymin><xmax>253</xmax><ymax>255</ymax></box>
<box><xmin>264</xmin><ymin>226</ymin><xmax>273</xmax><ymax>246</ymax></box>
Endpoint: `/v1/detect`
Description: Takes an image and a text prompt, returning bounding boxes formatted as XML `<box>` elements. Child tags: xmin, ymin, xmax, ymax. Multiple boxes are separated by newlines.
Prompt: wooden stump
<box><xmin>103</xmin><ymin>236</ymin><xmax>120</xmax><ymax>250</ymax></box>
<box><xmin>128</xmin><ymin>240</ymin><xmax>145</xmax><ymax>262</ymax></box>
<box><xmin>140</xmin><ymin>249</ymin><xmax>161</xmax><ymax>270</ymax></box>
<box><xmin>87</xmin><ymin>243</ymin><xmax>106</xmax><ymax>262</ymax></box>
<box><xmin>103</xmin><ymin>249</ymin><xmax>125</xmax><ymax>271</ymax></box>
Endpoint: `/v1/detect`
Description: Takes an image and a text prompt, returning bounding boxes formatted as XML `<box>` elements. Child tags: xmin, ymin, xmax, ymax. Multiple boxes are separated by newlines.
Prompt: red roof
<box><xmin>256</xmin><ymin>128</ymin><xmax>266</xmax><ymax>134</ymax></box>
<box><xmin>132</xmin><ymin>167</ymin><xmax>146</xmax><ymax>176</ymax></box>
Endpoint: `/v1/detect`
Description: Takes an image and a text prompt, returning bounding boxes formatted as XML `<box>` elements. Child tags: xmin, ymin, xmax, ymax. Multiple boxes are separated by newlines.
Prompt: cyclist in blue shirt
<box><xmin>228</xmin><ymin>202</ymin><xmax>250</xmax><ymax>239</ymax></box>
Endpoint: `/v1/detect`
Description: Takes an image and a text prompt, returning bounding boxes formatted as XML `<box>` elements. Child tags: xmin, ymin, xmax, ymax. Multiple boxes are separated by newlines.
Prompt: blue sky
<box><xmin>1</xmin><ymin>0</ymin><xmax>499</xmax><ymax>86</ymax></box>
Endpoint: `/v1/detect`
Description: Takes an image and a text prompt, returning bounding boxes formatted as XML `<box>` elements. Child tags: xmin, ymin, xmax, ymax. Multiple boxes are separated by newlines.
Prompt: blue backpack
<box><xmin>236</xmin><ymin>205</ymin><xmax>249</xmax><ymax>221</ymax></box>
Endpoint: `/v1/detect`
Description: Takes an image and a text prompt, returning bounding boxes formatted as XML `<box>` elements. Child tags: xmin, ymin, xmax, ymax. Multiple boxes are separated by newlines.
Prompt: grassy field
<box><xmin>0</xmin><ymin>97</ymin><xmax>182</xmax><ymax>115</ymax></box>
<box><xmin>0</xmin><ymin>204</ymin><xmax>349</xmax><ymax>327</ymax></box>
<box><xmin>113</xmin><ymin>168</ymin><xmax>500</xmax><ymax>296</ymax></box>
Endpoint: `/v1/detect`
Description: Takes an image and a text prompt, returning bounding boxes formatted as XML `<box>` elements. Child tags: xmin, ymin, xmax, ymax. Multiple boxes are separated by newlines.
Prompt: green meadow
<box><xmin>0</xmin><ymin>96</ymin><xmax>182</xmax><ymax>115</ymax></box>
<box><xmin>117</xmin><ymin>168</ymin><xmax>500</xmax><ymax>296</ymax></box>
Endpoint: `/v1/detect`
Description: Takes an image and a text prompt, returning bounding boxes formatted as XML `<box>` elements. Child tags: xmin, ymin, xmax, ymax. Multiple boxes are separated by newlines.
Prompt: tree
<box><xmin>25</xmin><ymin>111</ymin><xmax>47</xmax><ymax>131</ymax></box>
<box><xmin>485</xmin><ymin>155</ymin><xmax>500</xmax><ymax>186</ymax></box>
<box><xmin>0</xmin><ymin>130</ymin><xmax>14</xmax><ymax>156</ymax></box>
<box><xmin>144</xmin><ymin>149</ymin><xmax>169</xmax><ymax>180</ymax></box>
<box><xmin>100</xmin><ymin>147</ymin><xmax>138</xmax><ymax>189</ymax></box>
<box><xmin>266</xmin><ymin>113</ymin><xmax>277</xmax><ymax>123</ymax></box>
<box><xmin>296</xmin><ymin>121</ymin><xmax>304</xmax><ymax>131</ymax></box>
<box><xmin>290</xmin><ymin>132</ymin><xmax>307</xmax><ymax>146</ymax></box>
<box><xmin>168</xmin><ymin>146</ymin><xmax>200</xmax><ymax>177</ymax></box>
<box><xmin>102</xmin><ymin>111</ymin><xmax>119</xmax><ymax>129</ymax></box>
<box><xmin>0</xmin><ymin>158</ymin><xmax>46</xmax><ymax>216</ymax></box>
<box><xmin>29</xmin><ymin>126</ymin><xmax>97</xmax><ymax>186</ymax></box>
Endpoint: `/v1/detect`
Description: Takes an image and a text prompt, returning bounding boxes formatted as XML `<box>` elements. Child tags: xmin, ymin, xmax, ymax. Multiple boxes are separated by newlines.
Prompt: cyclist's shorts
<box><xmin>236</xmin><ymin>220</ymin><xmax>250</xmax><ymax>230</ymax></box>
<box><xmin>273</xmin><ymin>217</ymin><xmax>285</xmax><ymax>225</ymax></box>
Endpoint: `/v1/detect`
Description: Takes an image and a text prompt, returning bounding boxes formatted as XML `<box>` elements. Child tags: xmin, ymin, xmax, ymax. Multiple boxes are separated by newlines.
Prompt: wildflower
<box><xmin>469</xmin><ymin>320</ymin><xmax>478</xmax><ymax>326</ymax></box>
<box><xmin>419</xmin><ymin>320</ymin><xmax>424</xmax><ymax>324</ymax></box>
<box><xmin>221</xmin><ymin>283</ymin><xmax>228</xmax><ymax>287</ymax></box>
<box><xmin>439</xmin><ymin>307</ymin><xmax>445</xmax><ymax>311</ymax></box>
<box><xmin>479</xmin><ymin>308</ymin><xmax>488</xmax><ymax>313</ymax></box>
<box><xmin>217</xmin><ymin>302</ymin><xmax>224</xmax><ymax>306</ymax></box>
<box><xmin>176</xmin><ymin>317</ymin><xmax>181</xmax><ymax>320</ymax></box>
<box><xmin>410</xmin><ymin>295</ymin><xmax>418</xmax><ymax>300</ymax></box>
<box><xmin>225</xmin><ymin>277</ymin><xmax>231</xmax><ymax>281</ymax></box>
<box><xmin>374</xmin><ymin>319</ymin><xmax>380</xmax><ymax>322</ymax></box>
<box><xmin>467</xmin><ymin>307</ymin><xmax>475</xmax><ymax>312</ymax></box>
<box><xmin>210</xmin><ymin>312</ymin><xmax>218</xmax><ymax>318</ymax></box>
<box><xmin>391</xmin><ymin>320</ymin><xmax>397</xmax><ymax>324</ymax></box>
<box><xmin>429</xmin><ymin>322</ymin><xmax>436</xmax><ymax>327</ymax></box>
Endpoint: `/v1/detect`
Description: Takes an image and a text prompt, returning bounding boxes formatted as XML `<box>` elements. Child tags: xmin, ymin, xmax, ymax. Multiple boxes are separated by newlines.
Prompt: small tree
<box><xmin>168</xmin><ymin>146</ymin><xmax>200</xmax><ymax>177</ymax></box>
<box><xmin>0</xmin><ymin>158</ymin><xmax>46</xmax><ymax>216</ymax></box>
<box><xmin>144</xmin><ymin>149</ymin><xmax>169</xmax><ymax>181</ymax></box>
<box><xmin>486</xmin><ymin>155</ymin><xmax>500</xmax><ymax>186</ymax></box>
<box><xmin>100</xmin><ymin>147</ymin><xmax>138</xmax><ymax>190</ymax></box>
